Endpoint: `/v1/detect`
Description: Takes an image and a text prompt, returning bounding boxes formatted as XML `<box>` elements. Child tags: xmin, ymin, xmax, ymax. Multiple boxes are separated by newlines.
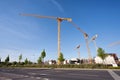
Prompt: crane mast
<box><xmin>70</xmin><ymin>21</ymin><xmax>92</xmax><ymax>63</ymax></box>
<box><xmin>84</xmin><ymin>33</ymin><xmax>92</xmax><ymax>63</ymax></box>
<box><xmin>89</xmin><ymin>34</ymin><xmax>98</xmax><ymax>55</ymax></box>
<box><xmin>20</xmin><ymin>13</ymin><xmax>72</xmax><ymax>65</ymax></box>
<box><xmin>20</xmin><ymin>13</ymin><xmax>93</xmax><ymax>64</ymax></box>
<box><xmin>57</xmin><ymin>18</ymin><xmax>62</xmax><ymax>64</ymax></box>
<box><xmin>75</xmin><ymin>45</ymin><xmax>80</xmax><ymax>59</ymax></box>
<box><xmin>109</xmin><ymin>41</ymin><xmax>120</xmax><ymax>47</ymax></box>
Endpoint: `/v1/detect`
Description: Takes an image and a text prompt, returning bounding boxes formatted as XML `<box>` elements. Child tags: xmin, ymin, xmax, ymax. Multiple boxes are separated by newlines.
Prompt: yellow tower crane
<box><xmin>20</xmin><ymin>13</ymin><xmax>72</xmax><ymax>65</ymax></box>
<box><xmin>89</xmin><ymin>34</ymin><xmax>98</xmax><ymax>54</ymax></box>
<box><xmin>75</xmin><ymin>45</ymin><xmax>80</xmax><ymax>60</ymax></box>
<box><xmin>108</xmin><ymin>41</ymin><xmax>120</xmax><ymax>47</ymax></box>
<box><xmin>108</xmin><ymin>41</ymin><xmax>120</xmax><ymax>58</ymax></box>
<box><xmin>70</xmin><ymin>22</ymin><xmax>92</xmax><ymax>63</ymax></box>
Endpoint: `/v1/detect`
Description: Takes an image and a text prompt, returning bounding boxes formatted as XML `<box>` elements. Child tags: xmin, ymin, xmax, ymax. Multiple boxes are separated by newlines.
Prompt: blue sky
<box><xmin>0</xmin><ymin>0</ymin><xmax>120</xmax><ymax>62</ymax></box>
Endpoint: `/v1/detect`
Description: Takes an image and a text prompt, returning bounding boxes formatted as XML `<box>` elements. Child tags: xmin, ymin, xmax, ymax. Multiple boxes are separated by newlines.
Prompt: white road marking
<box><xmin>108</xmin><ymin>70</ymin><xmax>120</xmax><ymax>80</ymax></box>
<box><xmin>40</xmin><ymin>74</ymin><xmax>47</xmax><ymax>76</ymax></box>
<box><xmin>23</xmin><ymin>75</ymin><xmax>29</xmax><ymax>77</ymax></box>
<box><xmin>0</xmin><ymin>77</ymin><xmax>12</xmax><ymax>80</ymax></box>
<box><xmin>36</xmin><ymin>77</ymin><xmax>41</xmax><ymax>79</ymax></box>
<box><xmin>30</xmin><ymin>76</ymin><xmax>34</xmax><ymax>78</ymax></box>
<box><xmin>43</xmin><ymin>78</ymin><xmax>49</xmax><ymax>80</ymax></box>
<box><xmin>69</xmin><ymin>73</ymin><xmax>98</xmax><ymax>77</ymax></box>
<box><xmin>6</xmin><ymin>79</ymin><xmax>13</xmax><ymax>80</ymax></box>
<box><xmin>29</xmin><ymin>73</ymin><xmax>36</xmax><ymax>75</ymax></box>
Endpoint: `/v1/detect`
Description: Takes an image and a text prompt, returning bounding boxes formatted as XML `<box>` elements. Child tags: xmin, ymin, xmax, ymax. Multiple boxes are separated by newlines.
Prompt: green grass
<box><xmin>0</xmin><ymin>63</ymin><xmax>120</xmax><ymax>69</ymax></box>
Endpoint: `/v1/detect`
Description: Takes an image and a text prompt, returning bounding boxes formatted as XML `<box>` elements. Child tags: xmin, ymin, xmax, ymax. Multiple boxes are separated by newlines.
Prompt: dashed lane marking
<box><xmin>40</xmin><ymin>74</ymin><xmax>47</xmax><ymax>76</ymax></box>
<box><xmin>36</xmin><ymin>77</ymin><xmax>41</xmax><ymax>79</ymax></box>
<box><xmin>42</xmin><ymin>78</ymin><xmax>49</xmax><ymax>80</ymax></box>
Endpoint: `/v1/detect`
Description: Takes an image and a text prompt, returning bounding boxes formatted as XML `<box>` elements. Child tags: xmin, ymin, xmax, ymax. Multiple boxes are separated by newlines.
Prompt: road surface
<box><xmin>0</xmin><ymin>68</ymin><xmax>120</xmax><ymax>80</ymax></box>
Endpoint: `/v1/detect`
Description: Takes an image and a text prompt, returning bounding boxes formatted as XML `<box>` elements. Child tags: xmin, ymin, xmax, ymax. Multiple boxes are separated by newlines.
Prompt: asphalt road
<box><xmin>0</xmin><ymin>68</ymin><xmax>120</xmax><ymax>80</ymax></box>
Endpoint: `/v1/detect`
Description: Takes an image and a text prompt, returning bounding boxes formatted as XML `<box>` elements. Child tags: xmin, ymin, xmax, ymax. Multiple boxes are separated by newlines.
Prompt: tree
<box><xmin>24</xmin><ymin>58</ymin><xmax>28</xmax><ymax>64</ymax></box>
<box><xmin>58</xmin><ymin>52</ymin><xmax>65</xmax><ymax>64</ymax></box>
<box><xmin>97</xmin><ymin>47</ymin><xmax>108</xmax><ymax>64</ymax></box>
<box><xmin>12</xmin><ymin>61</ymin><xmax>17</xmax><ymax>65</ymax></box>
<box><xmin>0</xmin><ymin>57</ymin><xmax>1</xmax><ymax>63</ymax></box>
<box><xmin>41</xmin><ymin>49</ymin><xmax>46</xmax><ymax>63</ymax></box>
<box><xmin>5</xmin><ymin>55</ymin><xmax>10</xmax><ymax>63</ymax></box>
<box><xmin>19</xmin><ymin>54</ymin><xmax>22</xmax><ymax>63</ymax></box>
<box><xmin>37</xmin><ymin>56</ymin><xmax>42</xmax><ymax>64</ymax></box>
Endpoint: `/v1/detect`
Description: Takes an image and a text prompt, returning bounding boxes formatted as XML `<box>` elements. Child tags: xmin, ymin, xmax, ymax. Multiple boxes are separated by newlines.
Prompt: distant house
<box><xmin>48</xmin><ymin>60</ymin><xmax>56</xmax><ymax>65</ymax></box>
<box><xmin>68</xmin><ymin>58</ymin><xmax>80</xmax><ymax>64</ymax></box>
<box><xmin>95</xmin><ymin>53</ymin><xmax>119</xmax><ymax>65</ymax></box>
<box><xmin>119</xmin><ymin>58</ymin><xmax>120</xmax><ymax>62</ymax></box>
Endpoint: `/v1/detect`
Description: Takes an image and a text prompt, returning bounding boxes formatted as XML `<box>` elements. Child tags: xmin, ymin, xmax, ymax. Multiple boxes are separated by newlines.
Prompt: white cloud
<box><xmin>51</xmin><ymin>0</ymin><xmax>64</xmax><ymax>13</ymax></box>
